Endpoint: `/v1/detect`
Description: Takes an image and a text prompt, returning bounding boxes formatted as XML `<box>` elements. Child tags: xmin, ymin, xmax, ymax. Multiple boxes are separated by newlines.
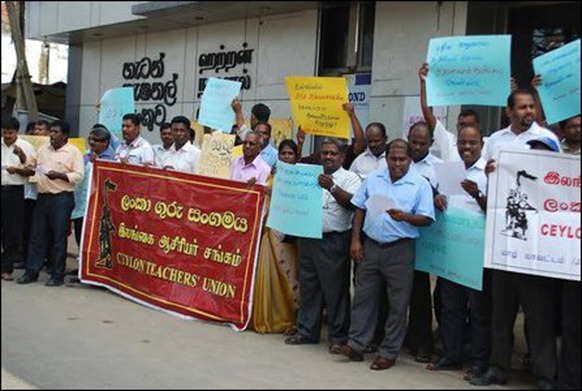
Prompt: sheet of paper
<box><xmin>365</xmin><ymin>194</ymin><xmax>398</xmax><ymax>216</ymax></box>
<box><xmin>35</xmin><ymin>166</ymin><xmax>47</xmax><ymax>176</ymax></box>
<box><xmin>433</xmin><ymin>161</ymin><xmax>466</xmax><ymax>196</ymax></box>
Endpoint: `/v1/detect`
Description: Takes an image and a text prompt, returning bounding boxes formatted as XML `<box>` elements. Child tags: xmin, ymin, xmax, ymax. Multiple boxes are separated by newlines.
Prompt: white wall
<box><xmin>76</xmin><ymin>9</ymin><xmax>319</xmax><ymax>150</ymax></box>
<box><xmin>27</xmin><ymin>1</ymin><xmax>145</xmax><ymax>39</ymax></box>
<box><xmin>370</xmin><ymin>1</ymin><xmax>468</xmax><ymax>140</ymax></box>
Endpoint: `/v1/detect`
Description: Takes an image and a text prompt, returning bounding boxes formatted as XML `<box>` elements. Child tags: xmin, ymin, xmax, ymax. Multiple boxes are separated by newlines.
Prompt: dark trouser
<box><xmin>558</xmin><ymin>280</ymin><xmax>580</xmax><ymax>390</ymax></box>
<box><xmin>25</xmin><ymin>192</ymin><xmax>74</xmax><ymax>282</ymax></box>
<box><xmin>22</xmin><ymin>198</ymin><xmax>36</xmax><ymax>264</ymax></box>
<box><xmin>406</xmin><ymin>270</ymin><xmax>434</xmax><ymax>353</ymax></box>
<box><xmin>348</xmin><ymin>238</ymin><xmax>415</xmax><ymax>360</ymax></box>
<box><xmin>439</xmin><ymin>274</ymin><xmax>491</xmax><ymax>366</ymax></box>
<box><xmin>1</xmin><ymin>185</ymin><xmax>25</xmax><ymax>274</ymax></box>
<box><xmin>296</xmin><ymin>231</ymin><xmax>351</xmax><ymax>344</ymax></box>
<box><xmin>73</xmin><ymin>217</ymin><xmax>83</xmax><ymax>247</ymax></box>
<box><xmin>489</xmin><ymin>270</ymin><xmax>557</xmax><ymax>382</ymax></box>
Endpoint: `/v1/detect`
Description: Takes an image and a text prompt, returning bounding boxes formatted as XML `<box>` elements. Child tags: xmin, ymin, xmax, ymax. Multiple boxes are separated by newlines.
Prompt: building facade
<box><xmin>26</xmin><ymin>1</ymin><xmax>580</xmax><ymax>148</ymax></box>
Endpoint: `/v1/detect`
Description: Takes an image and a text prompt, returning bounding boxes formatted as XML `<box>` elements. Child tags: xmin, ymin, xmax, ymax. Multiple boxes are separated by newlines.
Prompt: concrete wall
<box><xmin>74</xmin><ymin>9</ymin><xmax>319</xmax><ymax>148</ymax></box>
<box><xmin>369</xmin><ymin>1</ymin><xmax>468</xmax><ymax>140</ymax></box>
<box><xmin>27</xmin><ymin>1</ymin><xmax>145</xmax><ymax>39</ymax></box>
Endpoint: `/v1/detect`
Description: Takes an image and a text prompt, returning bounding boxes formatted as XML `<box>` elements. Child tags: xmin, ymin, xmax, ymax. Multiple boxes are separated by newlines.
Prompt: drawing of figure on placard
<box><xmin>502</xmin><ymin>170</ymin><xmax>538</xmax><ymax>240</ymax></box>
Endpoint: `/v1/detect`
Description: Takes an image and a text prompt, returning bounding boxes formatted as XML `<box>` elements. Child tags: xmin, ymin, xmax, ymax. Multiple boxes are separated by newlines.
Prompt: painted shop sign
<box><xmin>122</xmin><ymin>52</ymin><xmax>178</xmax><ymax>131</ymax></box>
<box><xmin>197</xmin><ymin>43</ymin><xmax>253</xmax><ymax>98</ymax></box>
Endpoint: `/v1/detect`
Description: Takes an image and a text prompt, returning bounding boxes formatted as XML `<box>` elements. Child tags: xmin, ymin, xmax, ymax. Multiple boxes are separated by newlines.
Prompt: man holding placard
<box><xmin>285</xmin><ymin>138</ymin><xmax>361</xmax><ymax>353</ymax></box>
<box><xmin>340</xmin><ymin>139</ymin><xmax>434</xmax><ymax>371</ymax></box>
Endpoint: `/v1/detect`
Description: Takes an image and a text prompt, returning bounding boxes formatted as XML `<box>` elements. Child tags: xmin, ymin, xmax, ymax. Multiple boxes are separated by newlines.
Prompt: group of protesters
<box><xmin>1</xmin><ymin>60</ymin><xmax>580</xmax><ymax>390</ymax></box>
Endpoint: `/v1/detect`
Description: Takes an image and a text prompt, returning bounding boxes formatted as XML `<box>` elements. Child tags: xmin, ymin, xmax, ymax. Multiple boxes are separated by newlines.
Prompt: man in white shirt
<box><xmin>160</xmin><ymin>116</ymin><xmax>201</xmax><ymax>174</ymax></box>
<box><xmin>115</xmin><ymin>113</ymin><xmax>155</xmax><ymax>166</ymax></box>
<box><xmin>284</xmin><ymin>138</ymin><xmax>361</xmax><ymax>353</ymax></box>
<box><xmin>1</xmin><ymin>117</ymin><xmax>36</xmax><ymax>280</ymax></box>
<box><xmin>349</xmin><ymin>122</ymin><xmax>388</xmax><ymax>180</ymax></box>
<box><xmin>471</xmin><ymin>89</ymin><xmax>560</xmax><ymax>389</ymax></box>
<box><xmin>405</xmin><ymin>121</ymin><xmax>446</xmax><ymax>363</ymax></box>
<box><xmin>153</xmin><ymin>122</ymin><xmax>174</xmax><ymax>166</ymax></box>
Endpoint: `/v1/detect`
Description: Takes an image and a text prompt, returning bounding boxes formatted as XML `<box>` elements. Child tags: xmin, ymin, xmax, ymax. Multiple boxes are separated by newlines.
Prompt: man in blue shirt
<box><xmin>340</xmin><ymin>139</ymin><xmax>435</xmax><ymax>371</ymax></box>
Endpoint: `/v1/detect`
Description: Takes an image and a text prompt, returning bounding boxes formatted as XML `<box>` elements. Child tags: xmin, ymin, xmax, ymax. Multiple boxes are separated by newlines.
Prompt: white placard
<box><xmin>484</xmin><ymin>149</ymin><xmax>580</xmax><ymax>281</ymax></box>
<box><xmin>434</xmin><ymin>161</ymin><xmax>466</xmax><ymax>196</ymax></box>
<box><xmin>365</xmin><ymin>194</ymin><xmax>398</xmax><ymax>216</ymax></box>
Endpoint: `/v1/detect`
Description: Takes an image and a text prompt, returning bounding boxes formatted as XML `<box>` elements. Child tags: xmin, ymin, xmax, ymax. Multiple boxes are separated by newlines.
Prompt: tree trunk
<box><xmin>6</xmin><ymin>1</ymin><xmax>39</xmax><ymax>121</ymax></box>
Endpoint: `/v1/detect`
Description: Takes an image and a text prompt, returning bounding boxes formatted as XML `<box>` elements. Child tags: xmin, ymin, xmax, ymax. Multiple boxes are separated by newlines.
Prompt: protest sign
<box><xmin>198</xmin><ymin>78</ymin><xmax>242</xmax><ymax>133</ymax></box>
<box><xmin>266</xmin><ymin>162</ymin><xmax>323</xmax><ymax>238</ymax></box>
<box><xmin>485</xmin><ymin>149</ymin><xmax>580</xmax><ymax>281</ymax></box>
<box><xmin>81</xmin><ymin>160</ymin><xmax>266</xmax><ymax>330</ymax></box>
<box><xmin>98</xmin><ymin>87</ymin><xmax>135</xmax><ymax>137</ymax></box>
<box><xmin>195</xmin><ymin>132</ymin><xmax>235</xmax><ymax>179</ymax></box>
<box><xmin>533</xmin><ymin>39</ymin><xmax>580</xmax><ymax>125</ymax></box>
<box><xmin>285</xmin><ymin>76</ymin><xmax>350</xmax><ymax>139</ymax></box>
<box><xmin>426</xmin><ymin>35</ymin><xmax>511</xmax><ymax>106</ymax></box>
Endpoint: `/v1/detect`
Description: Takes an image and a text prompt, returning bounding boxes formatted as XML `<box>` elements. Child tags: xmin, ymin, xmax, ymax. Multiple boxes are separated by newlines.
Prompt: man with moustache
<box><xmin>285</xmin><ymin>138</ymin><xmax>361</xmax><ymax>353</ymax></box>
<box><xmin>153</xmin><ymin>122</ymin><xmax>174</xmax><ymax>166</ymax></box>
<box><xmin>17</xmin><ymin>120</ymin><xmax>84</xmax><ymax>287</ymax></box>
<box><xmin>339</xmin><ymin>139</ymin><xmax>434</xmax><ymax>370</ymax></box>
<box><xmin>426</xmin><ymin>126</ymin><xmax>491</xmax><ymax>380</ymax></box>
<box><xmin>471</xmin><ymin>90</ymin><xmax>561</xmax><ymax>389</ymax></box>
<box><xmin>159</xmin><ymin>116</ymin><xmax>201</xmax><ymax>174</ymax></box>
<box><xmin>115</xmin><ymin>113</ymin><xmax>155</xmax><ymax>166</ymax></box>
<box><xmin>229</xmin><ymin>131</ymin><xmax>270</xmax><ymax>186</ymax></box>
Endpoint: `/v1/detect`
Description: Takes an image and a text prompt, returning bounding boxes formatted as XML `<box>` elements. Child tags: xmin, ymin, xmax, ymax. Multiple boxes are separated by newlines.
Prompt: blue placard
<box><xmin>98</xmin><ymin>87</ymin><xmax>135</xmax><ymax>138</ymax></box>
<box><xmin>416</xmin><ymin>208</ymin><xmax>486</xmax><ymax>291</ymax></box>
<box><xmin>426</xmin><ymin>35</ymin><xmax>511</xmax><ymax>107</ymax></box>
<box><xmin>266</xmin><ymin>161</ymin><xmax>323</xmax><ymax>239</ymax></box>
<box><xmin>198</xmin><ymin>78</ymin><xmax>242</xmax><ymax>133</ymax></box>
<box><xmin>533</xmin><ymin>39</ymin><xmax>581</xmax><ymax>125</ymax></box>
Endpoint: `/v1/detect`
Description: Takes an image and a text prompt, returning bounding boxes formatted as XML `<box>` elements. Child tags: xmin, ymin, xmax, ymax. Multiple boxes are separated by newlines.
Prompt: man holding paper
<box><xmin>340</xmin><ymin>139</ymin><xmax>434</xmax><ymax>371</ymax></box>
<box><xmin>427</xmin><ymin>126</ymin><xmax>490</xmax><ymax>379</ymax></box>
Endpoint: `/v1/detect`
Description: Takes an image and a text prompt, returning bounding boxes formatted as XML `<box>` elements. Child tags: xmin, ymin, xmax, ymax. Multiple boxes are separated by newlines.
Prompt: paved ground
<box><xmin>1</xmin><ymin>238</ymin><xmax>535</xmax><ymax>389</ymax></box>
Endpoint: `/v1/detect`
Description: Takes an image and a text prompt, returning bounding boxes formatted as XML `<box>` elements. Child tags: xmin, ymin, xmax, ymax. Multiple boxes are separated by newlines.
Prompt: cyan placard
<box><xmin>415</xmin><ymin>208</ymin><xmax>486</xmax><ymax>291</ymax></box>
<box><xmin>426</xmin><ymin>35</ymin><xmax>511</xmax><ymax>107</ymax></box>
<box><xmin>266</xmin><ymin>161</ymin><xmax>323</xmax><ymax>238</ymax></box>
<box><xmin>98</xmin><ymin>87</ymin><xmax>135</xmax><ymax>138</ymax></box>
<box><xmin>198</xmin><ymin>78</ymin><xmax>242</xmax><ymax>133</ymax></box>
<box><xmin>533</xmin><ymin>39</ymin><xmax>581</xmax><ymax>125</ymax></box>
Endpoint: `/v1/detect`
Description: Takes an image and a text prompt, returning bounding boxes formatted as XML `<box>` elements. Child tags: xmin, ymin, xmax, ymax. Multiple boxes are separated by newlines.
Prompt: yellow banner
<box><xmin>195</xmin><ymin>132</ymin><xmax>236</xmax><ymax>179</ymax></box>
<box><xmin>285</xmin><ymin>76</ymin><xmax>349</xmax><ymax>139</ymax></box>
<box><xmin>69</xmin><ymin>138</ymin><xmax>87</xmax><ymax>154</ymax></box>
<box><xmin>19</xmin><ymin>135</ymin><xmax>49</xmax><ymax>151</ymax></box>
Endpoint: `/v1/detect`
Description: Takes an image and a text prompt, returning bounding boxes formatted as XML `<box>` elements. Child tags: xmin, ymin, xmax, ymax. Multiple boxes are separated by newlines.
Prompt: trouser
<box><xmin>558</xmin><ymin>280</ymin><xmax>580</xmax><ymax>389</ymax></box>
<box><xmin>22</xmin><ymin>198</ymin><xmax>36</xmax><ymax>264</ymax></box>
<box><xmin>296</xmin><ymin>231</ymin><xmax>351</xmax><ymax>344</ymax></box>
<box><xmin>73</xmin><ymin>217</ymin><xmax>83</xmax><ymax>247</ymax></box>
<box><xmin>348</xmin><ymin>238</ymin><xmax>415</xmax><ymax>360</ymax></box>
<box><xmin>25</xmin><ymin>192</ymin><xmax>74</xmax><ymax>282</ymax></box>
<box><xmin>439</xmin><ymin>273</ymin><xmax>491</xmax><ymax>366</ymax></box>
<box><xmin>489</xmin><ymin>270</ymin><xmax>557</xmax><ymax>382</ymax></box>
<box><xmin>1</xmin><ymin>185</ymin><xmax>25</xmax><ymax>274</ymax></box>
<box><xmin>406</xmin><ymin>270</ymin><xmax>434</xmax><ymax>353</ymax></box>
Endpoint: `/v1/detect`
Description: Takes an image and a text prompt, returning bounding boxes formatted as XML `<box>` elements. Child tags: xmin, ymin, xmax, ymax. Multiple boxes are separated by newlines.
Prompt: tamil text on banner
<box><xmin>285</xmin><ymin>76</ymin><xmax>350</xmax><ymax>139</ymax></box>
<box><xmin>198</xmin><ymin>77</ymin><xmax>242</xmax><ymax>133</ymax></box>
<box><xmin>416</xmin><ymin>209</ymin><xmax>486</xmax><ymax>291</ymax></box>
<box><xmin>81</xmin><ymin>160</ymin><xmax>266</xmax><ymax>330</ymax></box>
<box><xmin>195</xmin><ymin>132</ymin><xmax>235</xmax><ymax>179</ymax></box>
<box><xmin>426</xmin><ymin>35</ymin><xmax>511</xmax><ymax>107</ymax></box>
<box><xmin>266</xmin><ymin>161</ymin><xmax>323</xmax><ymax>238</ymax></box>
<box><xmin>484</xmin><ymin>149</ymin><xmax>580</xmax><ymax>281</ymax></box>
<box><xmin>98</xmin><ymin>87</ymin><xmax>135</xmax><ymax>138</ymax></box>
<box><xmin>532</xmin><ymin>39</ymin><xmax>581</xmax><ymax>125</ymax></box>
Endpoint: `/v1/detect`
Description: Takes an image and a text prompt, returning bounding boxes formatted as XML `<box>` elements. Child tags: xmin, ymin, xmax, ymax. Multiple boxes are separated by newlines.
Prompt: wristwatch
<box><xmin>330</xmin><ymin>184</ymin><xmax>338</xmax><ymax>193</ymax></box>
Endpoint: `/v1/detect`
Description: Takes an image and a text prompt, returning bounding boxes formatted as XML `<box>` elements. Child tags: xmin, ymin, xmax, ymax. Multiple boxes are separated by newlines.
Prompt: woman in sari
<box><xmin>250</xmin><ymin>139</ymin><xmax>301</xmax><ymax>333</ymax></box>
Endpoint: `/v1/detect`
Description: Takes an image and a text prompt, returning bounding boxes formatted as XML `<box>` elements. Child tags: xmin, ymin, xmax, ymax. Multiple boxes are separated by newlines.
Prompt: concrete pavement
<box><xmin>1</xmin><ymin>239</ymin><xmax>535</xmax><ymax>389</ymax></box>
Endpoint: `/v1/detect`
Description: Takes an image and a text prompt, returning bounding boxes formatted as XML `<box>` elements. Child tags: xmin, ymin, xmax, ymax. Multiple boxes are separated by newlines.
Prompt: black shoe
<box><xmin>426</xmin><ymin>357</ymin><xmax>462</xmax><ymax>371</ymax></box>
<box><xmin>415</xmin><ymin>348</ymin><xmax>432</xmax><ymax>363</ymax></box>
<box><xmin>469</xmin><ymin>368</ymin><xmax>508</xmax><ymax>386</ymax></box>
<box><xmin>284</xmin><ymin>334</ymin><xmax>316</xmax><ymax>345</ymax></box>
<box><xmin>45</xmin><ymin>278</ymin><xmax>64</xmax><ymax>287</ymax></box>
<box><xmin>16</xmin><ymin>274</ymin><xmax>37</xmax><ymax>284</ymax></box>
